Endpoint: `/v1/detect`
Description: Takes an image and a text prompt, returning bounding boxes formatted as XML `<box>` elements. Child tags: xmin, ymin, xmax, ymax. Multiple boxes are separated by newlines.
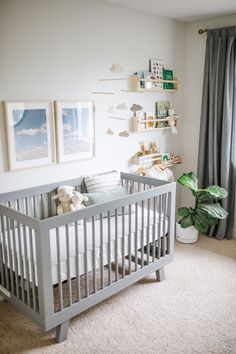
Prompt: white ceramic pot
<box><xmin>176</xmin><ymin>222</ymin><xmax>198</xmax><ymax>243</ymax></box>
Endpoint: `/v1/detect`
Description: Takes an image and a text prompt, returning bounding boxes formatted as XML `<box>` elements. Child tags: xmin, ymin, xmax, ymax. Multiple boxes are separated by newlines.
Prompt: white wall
<box><xmin>0</xmin><ymin>0</ymin><xmax>185</xmax><ymax>194</ymax></box>
<box><xmin>181</xmin><ymin>14</ymin><xmax>236</xmax><ymax>214</ymax></box>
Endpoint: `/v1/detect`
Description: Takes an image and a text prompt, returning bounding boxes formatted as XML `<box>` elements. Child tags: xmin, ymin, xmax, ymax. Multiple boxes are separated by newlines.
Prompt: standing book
<box><xmin>163</xmin><ymin>69</ymin><xmax>173</xmax><ymax>89</ymax></box>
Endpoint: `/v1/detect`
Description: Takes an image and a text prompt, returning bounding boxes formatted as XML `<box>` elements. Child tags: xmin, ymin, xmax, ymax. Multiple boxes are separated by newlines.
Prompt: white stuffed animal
<box><xmin>71</xmin><ymin>192</ymin><xmax>88</xmax><ymax>211</ymax></box>
<box><xmin>52</xmin><ymin>186</ymin><xmax>88</xmax><ymax>215</ymax></box>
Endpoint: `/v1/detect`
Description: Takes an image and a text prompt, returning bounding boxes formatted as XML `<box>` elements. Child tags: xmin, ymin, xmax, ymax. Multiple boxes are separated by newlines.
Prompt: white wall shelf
<box><xmin>131</xmin><ymin>74</ymin><xmax>179</xmax><ymax>92</ymax></box>
<box><xmin>132</xmin><ymin>152</ymin><xmax>179</xmax><ymax>167</ymax></box>
<box><xmin>132</xmin><ymin>152</ymin><xmax>162</xmax><ymax>165</ymax></box>
<box><xmin>132</xmin><ymin>116</ymin><xmax>179</xmax><ymax>132</ymax></box>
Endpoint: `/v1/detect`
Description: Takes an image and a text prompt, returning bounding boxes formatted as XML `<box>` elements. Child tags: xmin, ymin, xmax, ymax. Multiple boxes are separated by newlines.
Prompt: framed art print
<box><xmin>4</xmin><ymin>101</ymin><xmax>55</xmax><ymax>171</ymax></box>
<box><xmin>55</xmin><ymin>101</ymin><xmax>95</xmax><ymax>163</ymax></box>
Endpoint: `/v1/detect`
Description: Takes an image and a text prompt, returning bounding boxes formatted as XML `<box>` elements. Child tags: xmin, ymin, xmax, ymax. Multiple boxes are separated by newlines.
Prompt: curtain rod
<box><xmin>198</xmin><ymin>28</ymin><xmax>208</xmax><ymax>34</ymax></box>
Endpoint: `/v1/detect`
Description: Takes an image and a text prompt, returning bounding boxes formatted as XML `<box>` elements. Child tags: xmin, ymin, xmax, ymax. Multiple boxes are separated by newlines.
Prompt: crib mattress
<box><xmin>0</xmin><ymin>207</ymin><xmax>168</xmax><ymax>285</ymax></box>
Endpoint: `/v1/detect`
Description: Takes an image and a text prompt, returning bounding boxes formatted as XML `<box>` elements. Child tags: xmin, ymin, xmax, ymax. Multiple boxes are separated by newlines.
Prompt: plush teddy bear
<box><xmin>52</xmin><ymin>185</ymin><xmax>88</xmax><ymax>215</ymax></box>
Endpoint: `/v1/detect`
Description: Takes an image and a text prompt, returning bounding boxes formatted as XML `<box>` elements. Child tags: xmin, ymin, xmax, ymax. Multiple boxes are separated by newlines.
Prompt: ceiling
<box><xmin>105</xmin><ymin>0</ymin><xmax>236</xmax><ymax>22</ymax></box>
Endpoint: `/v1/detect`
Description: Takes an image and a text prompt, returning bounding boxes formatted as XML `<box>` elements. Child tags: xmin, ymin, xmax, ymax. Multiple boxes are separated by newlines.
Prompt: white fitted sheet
<box><xmin>0</xmin><ymin>207</ymin><xmax>168</xmax><ymax>285</ymax></box>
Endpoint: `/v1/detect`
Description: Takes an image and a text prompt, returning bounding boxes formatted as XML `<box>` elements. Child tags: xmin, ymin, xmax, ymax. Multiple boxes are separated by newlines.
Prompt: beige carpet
<box><xmin>0</xmin><ymin>235</ymin><xmax>236</xmax><ymax>354</ymax></box>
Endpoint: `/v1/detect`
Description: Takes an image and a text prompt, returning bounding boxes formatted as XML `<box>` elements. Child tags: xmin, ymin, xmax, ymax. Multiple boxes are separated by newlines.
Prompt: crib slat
<box><xmin>100</xmin><ymin>214</ymin><xmax>104</xmax><ymax>289</ymax></box>
<box><xmin>146</xmin><ymin>198</ymin><xmax>151</xmax><ymax>264</ymax></box>
<box><xmin>107</xmin><ymin>211</ymin><xmax>111</xmax><ymax>285</ymax></box>
<box><xmin>141</xmin><ymin>200</ymin><xmax>144</xmax><ymax>268</ymax></box>
<box><xmin>0</xmin><ymin>240</ymin><xmax>5</xmax><ymax>289</ymax></box>
<box><xmin>128</xmin><ymin>204</ymin><xmax>132</xmax><ymax>274</ymax></box>
<box><xmin>158</xmin><ymin>195</ymin><xmax>162</xmax><ymax>259</ymax></box>
<box><xmin>6</xmin><ymin>217</ymin><xmax>14</xmax><ymax>293</ymax></box>
<box><xmin>22</xmin><ymin>225</ymin><xmax>30</xmax><ymax>305</ymax></box>
<box><xmin>33</xmin><ymin>196</ymin><xmax>36</xmax><ymax>218</ymax></box>
<box><xmin>56</xmin><ymin>227</ymin><xmax>63</xmax><ymax>310</ymax></box>
<box><xmin>29</xmin><ymin>227</ymin><xmax>37</xmax><ymax>311</ymax></box>
<box><xmin>75</xmin><ymin>221</ymin><xmax>80</xmax><ymax>302</ymax></box>
<box><xmin>92</xmin><ymin>216</ymin><xmax>96</xmax><ymax>293</ymax></box>
<box><xmin>1</xmin><ymin>216</ymin><xmax>10</xmax><ymax>291</ymax></box>
<box><xmin>152</xmin><ymin>197</ymin><xmax>156</xmax><ymax>262</ymax></box>
<box><xmin>0</xmin><ymin>216</ymin><xmax>5</xmax><ymax>288</ymax></box>
<box><xmin>17</xmin><ymin>220</ymin><xmax>25</xmax><ymax>301</ymax></box>
<box><xmin>11</xmin><ymin>220</ymin><xmax>19</xmax><ymax>299</ymax></box>
<box><xmin>65</xmin><ymin>224</ymin><xmax>72</xmax><ymax>306</ymax></box>
<box><xmin>0</xmin><ymin>216</ymin><xmax>5</xmax><ymax>289</ymax></box>
<box><xmin>162</xmin><ymin>194</ymin><xmax>167</xmax><ymax>256</ymax></box>
<box><xmin>84</xmin><ymin>219</ymin><xmax>89</xmax><ymax>298</ymax></box>
<box><xmin>122</xmin><ymin>207</ymin><xmax>125</xmax><ymax>278</ymax></box>
<box><xmin>131</xmin><ymin>181</ymin><xmax>134</xmax><ymax>194</ymax></box>
<box><xmin>25</xmin><ymin>197</ymin><xmax>32</xmax><ymax>218</ymax></box>
<box><xmin>115</xmin><ymin>209</ymin><xmax>118</xmax><ymax>282</ymax></box>
<box><xmin>40</xmin><ymin>195</ymin><xmax>45</xmax><ymax>220</ymax></box>
<box><xmin>47</xmin><ymin>192</ymin><xmax>52</xmax><ymax>218</ymax></box>
<box><xmin>167</xmin><ymin>192</ymin><xmax>171</xmax><ymax>254</ymax></box>
<box><xmin>135</xmin><ymin>202</ymin><xmax>138</xmax><ymax>271</ymax></box>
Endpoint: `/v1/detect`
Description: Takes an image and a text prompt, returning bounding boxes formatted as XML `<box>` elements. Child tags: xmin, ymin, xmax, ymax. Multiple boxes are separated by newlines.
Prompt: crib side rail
<box><xmin>0</xmin><ymin>204</ymin><xmax>53</xmax><ymax>327</ymax></box>
<box><xmin>121</xmin><ymin>172</ymin><xmax>170</xmax><ymax>188</ymax></box>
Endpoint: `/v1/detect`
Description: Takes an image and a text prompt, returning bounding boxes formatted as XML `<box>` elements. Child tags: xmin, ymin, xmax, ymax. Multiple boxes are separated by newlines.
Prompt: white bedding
<box><xmin>0</xmin><ymin>207</ymin><xmax>168</xmax><ymax>285</ymax></box>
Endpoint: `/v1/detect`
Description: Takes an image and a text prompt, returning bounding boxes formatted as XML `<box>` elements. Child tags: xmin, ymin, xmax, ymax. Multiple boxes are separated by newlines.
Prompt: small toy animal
<box><xmin>52</xmin><ymin>185</ymin><xmax>88</xmax><ymax>215</ymax></box>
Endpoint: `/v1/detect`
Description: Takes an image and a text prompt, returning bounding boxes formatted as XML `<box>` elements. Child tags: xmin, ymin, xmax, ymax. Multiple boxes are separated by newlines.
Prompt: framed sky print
<box><xmin>4</xmin><ymin>101</ymin><xmax>55</xmax><ymax>171</ymax></box>
<box><xmin>54</xmin><ymin>101</ymin><xmax>95</xmax><ymax>163</ymax></box>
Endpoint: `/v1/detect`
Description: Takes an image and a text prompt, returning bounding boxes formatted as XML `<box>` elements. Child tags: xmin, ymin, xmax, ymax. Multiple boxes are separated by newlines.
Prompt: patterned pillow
<box><xmin>84</xmin><ymin>171</ymin><xmax>121</xmax><ymax>193</ymax></box>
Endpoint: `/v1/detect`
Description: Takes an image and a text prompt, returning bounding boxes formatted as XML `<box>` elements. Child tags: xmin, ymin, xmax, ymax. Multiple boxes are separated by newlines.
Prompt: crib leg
<box><xmin>155</xmin><ymin>267</ymin><xmax>165</xmax><ymax>282</ymax></box>
<box><xmin>55</xmin><ymin>320</ymin><xmax>69</xmax><ymax>343</ymax></box>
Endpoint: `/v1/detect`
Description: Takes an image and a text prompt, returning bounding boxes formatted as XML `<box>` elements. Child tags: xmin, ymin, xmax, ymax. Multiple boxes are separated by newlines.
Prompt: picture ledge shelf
<box><xmin>132</xmin><ymin>116</ymin><xmax>179</xmax><ymax>132</ymax></box>
<box><xmin>132</xmin><ymin>152</ymin><xmax>180</xmax><ymax>167</ymax></box>
<box><xmin>131</xmin><ymin>74</ymin><xmax>179</xmax><ymax>92</ymax></box>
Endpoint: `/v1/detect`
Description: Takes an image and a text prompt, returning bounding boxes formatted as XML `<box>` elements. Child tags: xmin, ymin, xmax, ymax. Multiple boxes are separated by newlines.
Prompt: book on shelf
<box><xmin>136</xmin><ymin>71</ymin><xmax>157</xmax><ymax>89</ymax></box>
<box><xmin>163</xmin><ymin>69</ymin><xmax>173</xmax><ymax>89</ymax></box>
<box><xmin>156</xmin><ymin>101</ymin><xmax>170</xmax><ymax>127</ymax></box>
<box><xmin>144</xmin><ymin>112</ymin><xmax>157</xmax><ymax>128</ymax></box>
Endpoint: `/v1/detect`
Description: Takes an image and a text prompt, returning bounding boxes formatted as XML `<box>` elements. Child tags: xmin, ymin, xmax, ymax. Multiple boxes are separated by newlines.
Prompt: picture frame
<box><xmin>54</xmin><ymin>101</ymin><xmax>95</xmax><ymax>163</ymax></box>
<box><xmin>4</xmin><ymin>101</ymin><xmax>55</xmax><ymax>171</ymax></box>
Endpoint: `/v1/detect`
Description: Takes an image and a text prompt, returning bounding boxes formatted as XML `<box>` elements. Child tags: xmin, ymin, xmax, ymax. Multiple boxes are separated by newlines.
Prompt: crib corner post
<box><xmin>155</xmin><ymin>267</ymin><xmax>165</xmax><ymax>282</ymax></box>
<box><xmin>55</xmin><ymin>320</ymin><xmax>70</xmax><ymax>343</ymax></box>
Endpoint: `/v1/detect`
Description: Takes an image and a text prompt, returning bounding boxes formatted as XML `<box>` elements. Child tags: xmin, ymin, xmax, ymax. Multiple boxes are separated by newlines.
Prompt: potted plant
<box><xmin>176</xmin><ymin>172</ymin><xmax>228</xmax><ymax>243</ymax></box>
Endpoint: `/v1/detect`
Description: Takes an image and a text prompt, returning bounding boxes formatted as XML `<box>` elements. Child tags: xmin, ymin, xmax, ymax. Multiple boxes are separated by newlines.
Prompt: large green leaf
<box><xmin>194</xmin><ymin>215</ymin><xmax>209</xmax><ymax>234</ymax></box>
<box><xmin>196</xmin><ymin>190</ymin><xmax>213</xmax><ymax>203</ymax></box>
<box><xmin>198</xmin><ymin>203</ymin><xmax>228</xmax><ymax>219</ymax></box>
<box><xmin>178</xmin><ymin>207</ymin><xmax>191</xmax><ymax>217</ymax></box>
<box><xmin>177</xmin><ymin>172</ymin><xmax>198</xmax><ymax>192</ymax></box>
<box><xmin>195</xmin><ymin>209</ymin><xmax>218</xmax><ymax>226</ymax></box>
<box><xmin>179</xmin><ymin>215</ymin><xmax>194</xmax><ymax>228</ymax></box>
<box><xmin>206</xmin><ymin>185</ymin><xmax>228</xmax><ymax>199</ymax></box>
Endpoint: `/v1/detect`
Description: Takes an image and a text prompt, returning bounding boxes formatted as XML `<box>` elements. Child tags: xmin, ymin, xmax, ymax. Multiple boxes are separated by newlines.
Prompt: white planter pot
<box><xmin>176</xmin><ymin>222</ymin><xmax>198</xmax><ymax>243</ymax></box>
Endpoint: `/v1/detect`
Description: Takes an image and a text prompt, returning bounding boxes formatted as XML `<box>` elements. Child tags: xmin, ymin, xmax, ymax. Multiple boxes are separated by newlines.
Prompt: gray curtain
<box><xmin>198</xmin><ymin>26</ymin><xmax>236</xmax><ymax>240</ymax></box>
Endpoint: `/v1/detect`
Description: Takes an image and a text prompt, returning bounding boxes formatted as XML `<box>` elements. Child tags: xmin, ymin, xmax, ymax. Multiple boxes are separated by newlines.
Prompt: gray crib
<box><xmin>0</xmin><ymin>172</ymin><xmax>176</xmax><ymax>343</ymax></box>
